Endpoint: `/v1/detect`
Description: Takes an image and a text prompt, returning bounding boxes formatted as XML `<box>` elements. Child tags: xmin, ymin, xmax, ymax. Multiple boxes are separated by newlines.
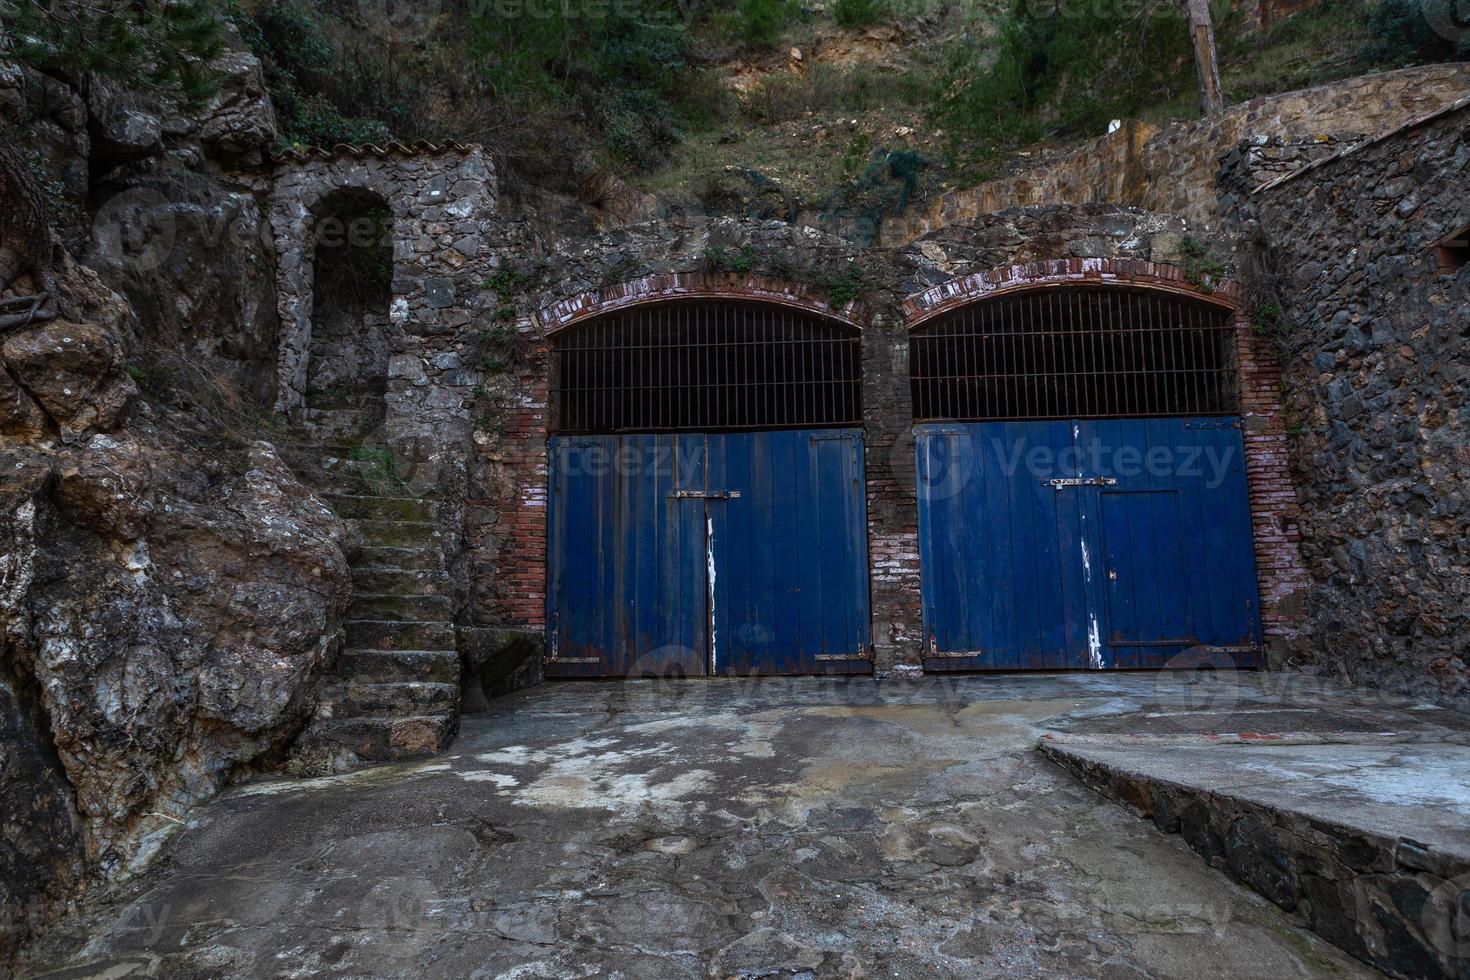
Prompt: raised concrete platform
<box><xmin>1042</xmin><ymin>731</ymin><xmax>1470</xmax><ymax>979</ymax></box>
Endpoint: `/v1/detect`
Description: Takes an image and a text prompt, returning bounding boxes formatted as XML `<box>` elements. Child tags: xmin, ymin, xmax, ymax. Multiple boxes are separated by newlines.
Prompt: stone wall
<box><xmin>879</xmin><ymin>64</ymin><xmax>1470</xmax><ymax>244</ymax></box>
<box><xmin>465</xmin><ymin>206</ymin><xmax>1309</xmax><ymax>671</ymax></box>
<box><xmin>1249</xmin><ymin>101</ymin><xmax>1470</xmax><ymax>711</ymax></box>
<box><xmin>268</xmin><ymin>144</ymin><xmax>499</xmax><ymax>492</ymax></box>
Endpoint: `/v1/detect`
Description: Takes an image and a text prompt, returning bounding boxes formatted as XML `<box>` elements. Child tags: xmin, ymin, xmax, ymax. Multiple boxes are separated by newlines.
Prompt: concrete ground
<box><xmin>23</xmin><ymin>672</ymin><xmax>1470</xmax><ymax>979</ymax></box>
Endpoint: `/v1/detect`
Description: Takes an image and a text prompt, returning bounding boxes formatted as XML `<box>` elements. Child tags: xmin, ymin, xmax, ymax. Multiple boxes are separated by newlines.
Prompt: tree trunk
<box><xmin>1184</xmin><ymin>0</ymin><xmax>1225</xmax><ymax>115</ymax></box>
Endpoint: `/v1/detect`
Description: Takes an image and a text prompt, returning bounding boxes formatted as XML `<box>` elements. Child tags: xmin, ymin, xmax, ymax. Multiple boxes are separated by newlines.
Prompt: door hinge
<box><xmin>816</xmin><ymin>642</ymin><xmax>873</xmax><ymax>662</ymax></box>
<box><xmin>1200</xmin><ymin>644</ymin><xmax>1260</xmax><ymax>655</ymax></box>
<box><xmin>671</xmin><ymin>489</ymin><xmax>741</xmax><ymax>499</ymax></box>
<box><xmin>1184</xmin><ymin>419</ymin><xmax>1242</xmax><ymax>430</ymax></box>
<box><xmin>1045</xmin><ymin>477</ymin><xmax>1117</xmax><ymax>490</ymax></box>
<box><xmin>926</xmin><ymin>633</ymin><xmax>984</xmax><ymax>658</ymax></box>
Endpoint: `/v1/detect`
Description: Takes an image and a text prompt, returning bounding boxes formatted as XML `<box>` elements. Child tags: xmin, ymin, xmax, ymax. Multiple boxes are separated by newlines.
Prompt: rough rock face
<box><xmin>0</xmin><ymin>654</ymin><xmax>84</xmax><ymax>963</ymax></box>
<box><xmin>3</xmin><ymin>23</ymin><xmax>283</xmax><ymax>411</ymax></box>
<box><xmin>0</xmin><ymin>264</ymin><xmax>350</xmax><ymax>959</ymax></box>
<box><xmin>1250</xmin><ymin>103</ymin><xmax>1469</xmax><ymax>710</ymax></box>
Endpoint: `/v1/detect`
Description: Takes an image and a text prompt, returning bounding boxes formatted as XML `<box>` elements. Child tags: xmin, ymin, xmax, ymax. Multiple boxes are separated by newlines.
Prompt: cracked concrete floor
<box><xmin>25</xmin><ymin>672</ymin><xmax>1450</xmax><ymax>979</ymax></box>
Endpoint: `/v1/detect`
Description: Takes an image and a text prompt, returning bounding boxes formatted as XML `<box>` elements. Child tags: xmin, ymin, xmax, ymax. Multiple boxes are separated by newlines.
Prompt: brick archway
<box><xmin>902</xmin><ymin>258</ymin><xmax>1242</xmax><ymax>330</ymax></box>
<box><xmin>536</xmin><ymin>271</ymin><xmax>869</xmax><ymax>336</ymax></box>
<box><xmin>900</xmin><ymin>257</ymin><xmax>1309</xmax><ymax>664</ymax></box>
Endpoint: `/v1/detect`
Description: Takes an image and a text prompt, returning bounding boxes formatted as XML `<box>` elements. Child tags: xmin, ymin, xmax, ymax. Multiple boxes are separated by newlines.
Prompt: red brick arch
<box><xmin>900</xmin><ymin>255</ymin><xmax>1310</xmax><ymax>665</ymax></box>
<box><xmin>536</xmin><ymin>271</ymin><xmax>869</xmax><ymax>334</ymax></box>
<box><xmin>902</xmin><ymin>258</ymin><xmax>1241</xmax><ymax>330</ymax></box>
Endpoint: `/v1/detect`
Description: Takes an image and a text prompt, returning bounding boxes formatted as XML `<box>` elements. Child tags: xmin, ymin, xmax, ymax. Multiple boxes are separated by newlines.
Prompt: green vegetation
<box><xmin>228</xmin><ymin>1</ymin><xmax>395</xmax><ymax>146</ymax></box>
<box><xmin>14</xmin><ymin>0</ymin><xmax>1464</xmax><ymax>223</ymax></box>
<box><xmin>826</xmin><ymin>264</ymin><xmax>868</xmax><ymax>307</ymax></box>
<box><xmin>3</xmin><ymin>0</ymin><xmax>222</xmax><ymax>102</ymax></box>
<box><xmin>702</xmin><ymin>244</ymin><xmax>758</xmax><ymax>273</ymax></box>
<box><xmin>932</xmin><ymin>0</ymin><xmax>1466</xmax><ymax>168</ymax></box>
<box><xmin>1180</xmin><ymin>237</ymin><xmax>1227</xmax><ymax>292</ymax></box>
<box><xmin>834</xmin><ymin>0</ymin><xmax>887</xmax><ymax>29</ymax></box>
<box><xmin>225</xmin><ymin>0</ymin><xmax>731</xmax><ymax>176</ymax></box>
<box><xmin>934</xmin><ymin>0</ymin><xmax>1199</xmax><ymax>161</ymax></box>
<box><xmin>1361</xmin><ymin>0</ymin><xmax>1470</xmax><ymax>64</ymax></box>
<box><xmin>738</xmin><ymin>0</ymin><xmax>799</xmax><ymax>46</ymax></box>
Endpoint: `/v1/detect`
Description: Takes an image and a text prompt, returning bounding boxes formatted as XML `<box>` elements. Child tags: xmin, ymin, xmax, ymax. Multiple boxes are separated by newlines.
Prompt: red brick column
<box><xmin>1235</xmin><ymin>317</ymin><xmax>1311</xmax><ymax>661</ymax></box>
<box><xmin>482</xmin><ymin>358</ymin><xmax>550</xmax><ymax>629</ymax></box>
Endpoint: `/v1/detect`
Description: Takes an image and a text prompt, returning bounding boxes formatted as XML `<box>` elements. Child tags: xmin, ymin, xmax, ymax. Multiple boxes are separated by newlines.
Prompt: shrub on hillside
<box><xmin>834</xmin><ymin>0</ymin><xmax>887</xmax><ymax>29</ymax></box>
<box><xmin>933</xmin><ymin>0</ymin><xmax>1196</xmax><ymax>161</ymax></box>
<box><xmin>1359</xmin><ymin>0</ymin><xmax>1470</xmax><ymax>64</ymax></box>
<box><xmin>739</xmin><ymin>0</ymin><xmax>799</xmax><ymax>46</ymax></box>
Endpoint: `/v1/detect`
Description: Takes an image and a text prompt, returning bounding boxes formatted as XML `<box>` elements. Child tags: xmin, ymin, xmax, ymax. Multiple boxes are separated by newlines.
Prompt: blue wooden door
<box><xmin>546</xmin><ymin>433</ymin><xmax>708</xmax><ymax>677</ymax></box>
<box><xmin>915</xmin><ymin>417</ymin><xmax>1262</xmax><ymax>670</ymax></box>
<box><xmin>915</xmin><ymin>420</ymin><xmax>1090</xmax><ymax>668</ymax></box>
<box><xmin>707</xmin><ymin>429</ymin><xmax>871</xmax><ymax>674</ymax></box>
<box><xmin>547</xmin><ymin>429</ymin><xmax>871</xmax><ymax>677</ymax></box>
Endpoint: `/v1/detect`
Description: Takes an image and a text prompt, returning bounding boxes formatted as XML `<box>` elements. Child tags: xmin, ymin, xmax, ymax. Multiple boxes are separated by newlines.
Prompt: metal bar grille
<box><xmin>551</xmin><ymin>299</ymin><xmax>862</xmax><ymax>434</ymax></box>
<box><xmin>910</xmin><ymin>286</ymin><xmax>1238</xmax><ymax>422</ymax></box>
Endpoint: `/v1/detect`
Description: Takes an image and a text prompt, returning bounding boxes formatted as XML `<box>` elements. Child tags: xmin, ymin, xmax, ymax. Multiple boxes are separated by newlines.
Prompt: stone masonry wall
<box><xmin>1248</xmin><ymin>102</ymin><xmax>1470</xmax><ymax>711</ymax></box>
<box><xmin>269</xmin><ymin>144</ymin><xmax>499</xmax><ymax>493</ymax></box>
<box><xmin>464</xmin><ymin>206</ymin><xmax>1309</xmax><ymax>672</ymax></box>
<box><xmin>879</xmin><ymin>64</ymin><xmax>1470</xmax><ymax>243</ymax></box>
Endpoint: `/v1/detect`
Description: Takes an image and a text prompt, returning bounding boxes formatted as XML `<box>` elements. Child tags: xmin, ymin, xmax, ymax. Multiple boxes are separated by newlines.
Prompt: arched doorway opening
<box><xmin>545</xmin><ymin>298</ymin><xmax>871</xmax><ymax>677</ymax></box>
<box><xmin>909</xmin><ymin>284</ymin><xmax>1263</xmax><ymax>671</ymax></box>
<box><xmin>304</xmin><ymin>188</ymin><xmax>392</xmax><ymax>440</ymax></box>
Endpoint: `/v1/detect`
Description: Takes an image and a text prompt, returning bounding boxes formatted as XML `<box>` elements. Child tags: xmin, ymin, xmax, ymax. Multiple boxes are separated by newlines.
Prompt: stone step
<box><xmin>317</xmin><ymin>714</ymin><xmax>456</xmax><ymax>760</ymax></box>
<box><xmin>338</xmin><ymin>648</ymin><xmax>461</xmax><ymax>685</ymax></box>
<box><xmin>305</xmin><ymin>386</ymin><xmax>386</xmax><ymax>411</ymax></box>
<box><xmin>347</xmin><ymin>619</ymin><xmax>456</xmax><ymax>651</ymax></box>
<box><xmin>322</xmin><ymin>681</ymin><xmax>459</xmax><ymax>716</ymax></box>
<box><xmin>301</xmin><ymin>409</ymin><xmax>385</xmax><ymax>442</ymax></box>
<box><xmin>282</xmin><ymin>449</ymin><xmax>405</xmax><ymax>497</ymax></box>
<box><xmin>350</xmin><ymin>519</ymin><xmax>440</xmax><ymax>549</ymax></box>
<box><xmin>351</xmin><ymin>566</ymin><xmax>451</xmax><ymax>596</ymax></box>
<box><xmin>328</xmin><ymin>494</ymin><xmax>438</xmax><ymax>522</ymax></box>
<box><xmin>346</xmin><ymin>544</ymin><xmax>444</xmax><ymax>571</ymax></box>
<box><xmin>349</xmin><ymin>593</ymin><xmax>454</xmax><ymax>622</ymax></box>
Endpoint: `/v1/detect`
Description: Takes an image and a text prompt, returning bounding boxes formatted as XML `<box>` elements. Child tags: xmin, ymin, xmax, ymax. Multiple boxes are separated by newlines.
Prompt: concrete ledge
<box><xmin>1040</xmin><ymin>732</ymin><xmax>1470</xmax><ymax>979</ymax></box>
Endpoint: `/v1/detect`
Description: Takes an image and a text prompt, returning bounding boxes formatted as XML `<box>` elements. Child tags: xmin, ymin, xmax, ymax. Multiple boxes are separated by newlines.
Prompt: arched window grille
<box><xmin>550</xmin><ymin>299</ymin><xmax>862</xmax><ymax>433</ymax></box>
<box><xmin>910</xmin><ymin>286</ymin><xmax>1238</xmax><ymax>422</ymax></box>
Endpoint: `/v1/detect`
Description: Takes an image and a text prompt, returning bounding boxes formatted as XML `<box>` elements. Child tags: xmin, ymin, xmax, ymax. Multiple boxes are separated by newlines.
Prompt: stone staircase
<box><xmin>301</xmin><ymin>382</ymin><xmax>387</xmax><ymax>443</ymax></box>
<box><xmin>284</xmin><ymin>426</ymin><xmax>463</xmax><ymax>767</ymax></box>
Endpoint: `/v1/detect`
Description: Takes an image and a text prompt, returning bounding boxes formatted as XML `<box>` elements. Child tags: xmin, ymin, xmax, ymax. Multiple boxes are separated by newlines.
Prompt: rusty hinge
<box><xmin>816</xmin><ymin>642</ymin><xmax>873</xmax><ymax>662</ymax></box>
<box><xmin>1045</xmin><ymin>477</ymin><xmax>1118</xmax><ymax>490</ymax></box>
<box><xmin>543</xmin><ymin>618</ymin><xmax>600</xmax><ymax>664</ymax></box>
<box><xmin>670</xmin><ymin>489</ymin><xmax>741</xmax><ymax>499</ymax></box>
<box><xmin>1184</xmin><ymin>419</ymin><xmax>1242</xmax><ymax>430</ymax></box>
<box><xmin>926</xmin><ymin>633</ymin><xmax>984</xmax><ymax>658</ymax></box>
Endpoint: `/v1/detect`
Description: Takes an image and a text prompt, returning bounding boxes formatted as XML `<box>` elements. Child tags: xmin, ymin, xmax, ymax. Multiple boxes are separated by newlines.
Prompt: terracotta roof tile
<box><xmin>271</xmin><ymin>138</ymin><xmax>481</xmax><ymax>165</ymax></box>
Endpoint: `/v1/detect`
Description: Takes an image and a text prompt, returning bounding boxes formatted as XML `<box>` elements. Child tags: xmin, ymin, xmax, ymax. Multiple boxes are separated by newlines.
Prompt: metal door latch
<box><xmin>1045</xmin><ymin>477</ymin><xmax>1118</xmax><ymax>490</ymax></box>
<box><xmin>671</xmin><ymin>489</ymin><xmax>741</xmax><ymax>499</ymax></box>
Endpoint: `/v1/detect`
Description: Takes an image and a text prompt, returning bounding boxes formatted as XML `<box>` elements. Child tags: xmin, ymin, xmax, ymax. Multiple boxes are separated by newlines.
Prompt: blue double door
<box><xmin>915</xmin><ymin>417</ymin><xmax>1263</xmax><ymax>670</ymax></box>
<box><xmin>546</xmin><ymin>428</ymin><xmax>872</xmax><ymax>677</ymax></box>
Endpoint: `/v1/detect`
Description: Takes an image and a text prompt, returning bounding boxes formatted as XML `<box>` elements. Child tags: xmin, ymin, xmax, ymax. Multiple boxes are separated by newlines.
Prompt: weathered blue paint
<box><xmin>546</xmin><ymin>429</ymin><xmax>871</xmax><ymax>677</ymax></box>
<box><xmin>915</xmin><ymin>417</ymin><xmax>1262</xmax><ymax>671</ymax></box>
